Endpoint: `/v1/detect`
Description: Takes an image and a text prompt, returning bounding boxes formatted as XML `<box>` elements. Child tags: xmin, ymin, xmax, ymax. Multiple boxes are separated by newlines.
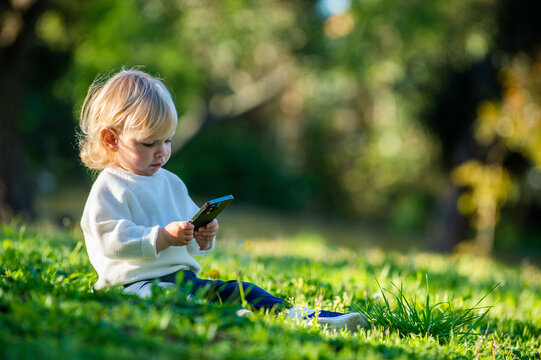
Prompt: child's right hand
<box><xmin>156</xmin><ymin>221</ymin><xmax>195</xmax><ymax>253</ymax></box>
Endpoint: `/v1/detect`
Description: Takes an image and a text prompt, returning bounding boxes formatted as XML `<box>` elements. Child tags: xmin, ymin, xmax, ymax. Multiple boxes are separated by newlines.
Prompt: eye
<box><xmin>165</xmin><ymin>139</ymin><xmax>172</xmax><ymax>144</ymax></box>
<box><xmin>141</xmin><ymin>141</ymin><xmax>155</xmax><ymax>147</ymax></box>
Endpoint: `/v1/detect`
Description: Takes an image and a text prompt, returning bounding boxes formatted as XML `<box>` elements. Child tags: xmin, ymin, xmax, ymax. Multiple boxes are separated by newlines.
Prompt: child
<box><xmin>78</xmin><ymin>68</ymin><xmax>368</xmax><ymax>332</ymax></box>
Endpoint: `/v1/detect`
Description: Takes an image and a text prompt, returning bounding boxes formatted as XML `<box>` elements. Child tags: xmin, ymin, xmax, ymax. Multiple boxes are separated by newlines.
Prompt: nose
<box><xmin>155</xmin><ymin>142</ymin><xmax>169</xmax><ymax>157</ymax></box>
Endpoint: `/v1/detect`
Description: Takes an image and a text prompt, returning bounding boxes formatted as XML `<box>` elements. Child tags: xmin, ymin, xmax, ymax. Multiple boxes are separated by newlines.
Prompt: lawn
<box><xmin>1</xmin><ymin>220</ymin><xmax>540</xmax><ymax>359</ymax></box>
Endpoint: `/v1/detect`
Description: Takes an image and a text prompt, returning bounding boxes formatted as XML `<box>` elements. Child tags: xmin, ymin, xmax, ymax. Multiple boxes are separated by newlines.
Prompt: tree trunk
<box><xmin>0</xmin><ymin>0</ymin><xmax>46</xmax><ymax>221</ymax></box>
<box><xmin>429</xmin><ymin>182</ymin><xmax>468</xmax><ymax>252</ymax></box>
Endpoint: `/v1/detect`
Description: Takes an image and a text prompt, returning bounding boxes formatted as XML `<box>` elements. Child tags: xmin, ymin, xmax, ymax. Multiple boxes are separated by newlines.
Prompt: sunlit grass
<box><xmin>1</xmin><ymin>220</ymin><xmax>540</xmax><ymax>359</ymax></box>
<box><xmin>353</xmin><ymin>277</ymin><xmax>497</xmax><ymax>343</ymax></box>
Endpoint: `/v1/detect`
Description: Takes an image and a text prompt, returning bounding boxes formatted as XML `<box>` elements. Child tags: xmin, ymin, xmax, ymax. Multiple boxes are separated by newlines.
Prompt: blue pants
<box><xmin>124</xmin><ymin>270</ymin><xmax>285</xmax><ymax>309</ymax></box>
<box><xmin>123</xmin><ymin>270</ymin><xmax>345</xmax><ymax>318</ymax></box>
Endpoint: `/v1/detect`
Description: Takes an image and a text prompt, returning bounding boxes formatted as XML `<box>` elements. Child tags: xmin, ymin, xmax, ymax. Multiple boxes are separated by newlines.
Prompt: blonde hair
<box><xmin>78</xmin><ymin>68</ymin><xmax>178</xmax><ymax>171</ymax></box>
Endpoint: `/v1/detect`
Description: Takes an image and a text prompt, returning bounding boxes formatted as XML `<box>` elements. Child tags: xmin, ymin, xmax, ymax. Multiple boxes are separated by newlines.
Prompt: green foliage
<box><xmin>1</xmin><ymin>221</ymin><xmax>540</xmax><ymax>359</ymax></box>
<box><xmin>167</xmin><ymin>121</ymin><xmax>316</xmax><ymax>210</ymax></box>
<box><xmin>353</xmin><ymin>277</ymin><xmax>496</xmax><ymax>343</ymax></box>
<box><xmin>25</xmin><ymin>0</ymin><xmax>501</xmax><ymax>225</ymax></box>
<box><xmin>8</xmin><ymin>0</ymin><xmax>541</xmax><ymax>252</ymax></box>
<box><xmin>0</xmin><ymin>0</ymin><xmax>530</xmax><ymax>259</ymax></box>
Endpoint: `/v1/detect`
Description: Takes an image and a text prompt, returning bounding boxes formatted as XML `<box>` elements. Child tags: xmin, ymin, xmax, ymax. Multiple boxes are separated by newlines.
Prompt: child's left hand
<box><xmin>194</xmin><ymin>219</ymin><xmax>219</xmax><ymax>250</ymax></box>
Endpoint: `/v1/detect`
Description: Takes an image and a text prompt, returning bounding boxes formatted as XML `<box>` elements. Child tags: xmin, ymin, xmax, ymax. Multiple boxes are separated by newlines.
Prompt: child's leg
<box><xmin>123</xmin><ymin>271</ymin><xmax>369</xmax><ymax>331</ymax></box>
<box><xmin>315</xmin><ymin>310</ymin><xmax>346</xmax><ymax>318</ymax></box>
<box><xmin>121</xmin><ymin>270</ymin><xmax>283</xmax><ymax>309</ymax></box>
<box><xmin>179</xmin><ymin>270</ymin><xmax>284</xmax><ymax>309</ymax></box>
<box><xmin>123</xmin><ymin>280</ymin><xmax>175</xmax><ymax>298</ymax></box>
<box><xmin>215</xmin><ymin>280</ymin><xmax>285</xmax><ymax>308</ymax></box>
<box><xmin>174</xmin><ymin>270</ymin><xmax>284</xmax><ymax>309</ymax></box>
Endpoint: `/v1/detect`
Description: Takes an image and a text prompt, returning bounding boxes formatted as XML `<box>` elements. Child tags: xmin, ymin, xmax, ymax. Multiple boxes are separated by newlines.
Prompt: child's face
<box><xmin>114</xmin><ymin>131</ymin><xmax>173</xmax><ymax>176</ymax></box>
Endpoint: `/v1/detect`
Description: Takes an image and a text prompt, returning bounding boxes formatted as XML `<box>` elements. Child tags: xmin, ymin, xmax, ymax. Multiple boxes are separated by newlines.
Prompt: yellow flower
<box><xmin>208</xmin><ymin>269</ymin><xmax>220</xmax><ymax>280</ymax></box>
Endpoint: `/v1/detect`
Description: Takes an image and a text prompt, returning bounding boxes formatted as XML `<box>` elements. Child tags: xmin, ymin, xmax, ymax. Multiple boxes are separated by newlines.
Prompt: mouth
<box><xmin>151</xmin><ymin>163</ymin><xmax>163</xmax><ymax>168</ymax></box>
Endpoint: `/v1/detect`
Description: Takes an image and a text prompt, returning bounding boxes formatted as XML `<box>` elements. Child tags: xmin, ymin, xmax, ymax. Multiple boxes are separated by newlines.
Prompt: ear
<box><xmin>100</xmin><ymin>128</ymin><xmax>119</xmax><ymax>151</ymax></box>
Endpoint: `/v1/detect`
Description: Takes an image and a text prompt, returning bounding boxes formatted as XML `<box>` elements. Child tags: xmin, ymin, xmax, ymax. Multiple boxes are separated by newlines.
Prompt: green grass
<box><xmin>353</xmin><ymin>277</ymin><xmax>497</xmax><ymax>343</ymax></box>
<box><xmin>1</xmin><ymin>221</ymin><xmax>540</xmax><ymax>359</ymax></box>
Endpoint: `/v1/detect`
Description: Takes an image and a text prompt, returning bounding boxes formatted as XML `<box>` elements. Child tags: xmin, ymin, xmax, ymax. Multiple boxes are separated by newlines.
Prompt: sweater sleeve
<box><xmin>83</xmin><ymin>182</ymin><xmax>159</xmax><ymax>260</ymax></box>
<box><xmin>186</xmin><ymin>237</ymin><xmax>215</xmax><ymax>256</ymax></box>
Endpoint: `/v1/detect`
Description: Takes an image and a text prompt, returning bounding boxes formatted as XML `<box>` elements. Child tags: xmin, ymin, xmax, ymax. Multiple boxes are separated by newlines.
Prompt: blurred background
<box><xmin>1</xmin><ymin>0</ymin><xmax>540</xmax><ymax>263</ymax></box>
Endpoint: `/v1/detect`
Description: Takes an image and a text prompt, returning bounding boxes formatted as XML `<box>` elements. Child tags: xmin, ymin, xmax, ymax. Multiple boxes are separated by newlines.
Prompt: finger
<box><xmin>198</xmin><ymin>232</ymin><xmax>214</xmax><ymax>240</ymax></box>
<box><xmin>203</xmin><ymin>226</ymin><xmax>216</xmax><ymax>233</ymax></box>
<box><xmin>202</xmin><ymin>224</ymin><xmax>217</xmax><ymax>232</ymax></box>
<box><xmin>181</xmin><ymin>221</ymin><xmax>194</xmax><ymax>230</ymax></box>
<box><xmin>201</xmin><ymin>227</ymin><xmax>217</xmax><ymax>235</ymax></box>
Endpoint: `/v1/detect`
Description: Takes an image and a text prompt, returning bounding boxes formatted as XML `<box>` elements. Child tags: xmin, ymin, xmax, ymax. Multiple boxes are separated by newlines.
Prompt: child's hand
<box><xmin>156</xmin><ymin>221</ymin><xmax>195</xmax><ymax>253</ymax></box>
<box><xmin>194</xmin><ymin>219</ymin><xmax>219</xmax><ymax>250</ymax></box>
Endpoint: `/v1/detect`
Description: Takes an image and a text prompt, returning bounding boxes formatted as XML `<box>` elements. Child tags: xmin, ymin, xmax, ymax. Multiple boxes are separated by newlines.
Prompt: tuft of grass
<box><xmin>353</xmin><ymin>275</ymin><xmax>498</xmax><ymax>343</ymax></box>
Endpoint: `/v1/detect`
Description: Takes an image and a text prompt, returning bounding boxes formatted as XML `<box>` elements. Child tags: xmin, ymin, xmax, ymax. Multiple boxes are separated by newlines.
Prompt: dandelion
<box><xmin>208</xmin><ymin>269</ymin><xmax>220</xmax><ymax>280</ymax></box>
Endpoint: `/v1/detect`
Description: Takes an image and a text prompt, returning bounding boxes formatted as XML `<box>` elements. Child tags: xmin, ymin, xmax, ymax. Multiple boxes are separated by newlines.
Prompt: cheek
<box><xmin>145</xmin><ymin>149</ymin><xmax>157</xmax><ymax>160</ymax></box>
<box><xmin>132</xmin><ymin>148</ymin><xmax>152</xmax><ymax>162</ymax></box>
<box><xmin>118</xmin><ymin>145</ymin><xmax>138</xmax><ymax>160</ymax></box>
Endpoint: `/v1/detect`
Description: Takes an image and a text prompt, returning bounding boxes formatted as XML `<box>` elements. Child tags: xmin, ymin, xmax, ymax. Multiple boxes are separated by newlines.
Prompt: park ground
<box><xmin>1</xmin><ymin>210</ymin><xmax>540</xmax><ymax>359</ymax></box>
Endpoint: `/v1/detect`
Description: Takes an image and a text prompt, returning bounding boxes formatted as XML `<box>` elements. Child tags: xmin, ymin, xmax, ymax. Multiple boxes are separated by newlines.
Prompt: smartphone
<box><xmin>191</xmin><ymin>195</ymin><xmax>234</xmax><ymax>230</ymax></box>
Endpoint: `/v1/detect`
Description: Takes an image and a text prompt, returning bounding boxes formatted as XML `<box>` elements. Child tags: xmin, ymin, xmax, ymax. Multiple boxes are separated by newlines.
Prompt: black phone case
<box><xmin>191</xmin><ymin>195</ymin><xmax>234</xmax><ymax>229</ymax></box>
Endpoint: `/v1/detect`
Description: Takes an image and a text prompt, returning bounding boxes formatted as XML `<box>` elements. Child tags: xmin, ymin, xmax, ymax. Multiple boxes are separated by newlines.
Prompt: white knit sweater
<box><xmin>81</xmin><ymin>167</ymin><xmax>214</xmax><ymax>290</ymax></box>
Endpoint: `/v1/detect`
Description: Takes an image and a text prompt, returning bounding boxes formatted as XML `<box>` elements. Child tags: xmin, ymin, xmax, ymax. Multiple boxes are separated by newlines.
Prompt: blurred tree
<box><xmin>451</xmin><ymin>160</ymin><xmax>512</xmax><ymax>254</ymax></box>
<box><xmin>0</xmin><ymin>0</ymin><xmax>46</xmax><ymax>220</ymax></box>
<box><xmin>458</xmin><ymin>53</ymin><xmax>541</xmax><ymax>255</ymax></box>
<box><xmin>294</xmin><ymin>0</ymin><xmax>498</xmax><ymax>223</ymax></box>
<box><xmin>476</xmin><ymin>57</ymin><xmax>541</xmax><ymax>167</ymax></box>
<box><xmin>3</xmin><ymin>0</ymin><xmax>540</xmax><ymax>261</ymax></box>
<box><xmin>423</xmin><ymin>57</ymin><xmax>500</xmax><ymax>252</ymax></box>
<box><xmin>428</xmin><ymin>0</ymin><xmax>541</xmax><ymax>254</ymax></box>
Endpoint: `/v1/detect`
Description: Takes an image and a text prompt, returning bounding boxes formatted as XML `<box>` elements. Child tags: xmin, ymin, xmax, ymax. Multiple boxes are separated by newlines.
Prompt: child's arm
<box><xmin>194</xmin><ymin>219</ymin><xmax>219</xmax><ymax>250</ymax></box>
<box><xmin>156</xmin><ymin>221</ymin><xmax>195</xmax><ymax>253</ymax></box>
